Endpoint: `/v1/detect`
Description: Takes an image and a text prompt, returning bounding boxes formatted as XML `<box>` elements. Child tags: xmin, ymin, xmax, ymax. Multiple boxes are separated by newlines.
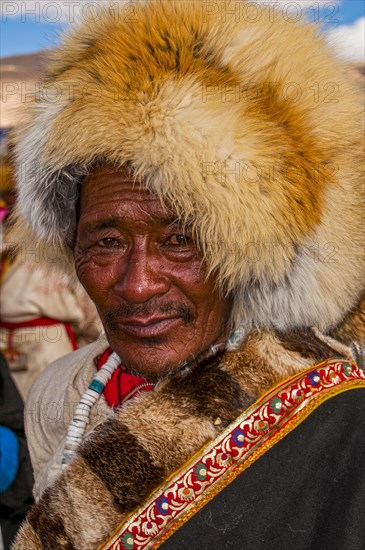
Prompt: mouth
<box><xmin>118</xmin><ymin>316</ymin><xmax>183</xmax><ymax>338</ymax></box>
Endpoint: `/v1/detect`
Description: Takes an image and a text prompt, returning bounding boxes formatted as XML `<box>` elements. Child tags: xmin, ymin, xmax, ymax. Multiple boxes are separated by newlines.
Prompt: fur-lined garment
<box><xmin>12</xmin><ymin>328</ymin><xmax>353</xmax><ymax>549</ymax></box>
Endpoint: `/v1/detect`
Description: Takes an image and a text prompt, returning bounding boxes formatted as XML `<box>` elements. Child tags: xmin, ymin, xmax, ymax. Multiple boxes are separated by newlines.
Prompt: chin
<box><xmin>108</xmin><ymin>329</ymin><xmax>207</xmax><ymax>381</ymax></box>
<box><xmin>110</xmin><ymin>343</ymin><xmax>183</xmax><ymax>381</ymax></box>
<box><xmin>124</xmin><ymin>357</ymin><xmax>184</xmax><ymax>383</ymax></box>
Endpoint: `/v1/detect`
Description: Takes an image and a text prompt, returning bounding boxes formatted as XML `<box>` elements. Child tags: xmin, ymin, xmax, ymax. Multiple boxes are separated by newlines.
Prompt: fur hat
<box><xmin>14</xmin><ymin>0</ymin><xmax>364</xmax><ymax>332</ymax></box>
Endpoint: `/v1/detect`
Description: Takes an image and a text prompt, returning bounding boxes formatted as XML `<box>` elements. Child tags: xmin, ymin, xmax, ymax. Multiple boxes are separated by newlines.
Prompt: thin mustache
<box><xmin>106</xmin><ymin>302</ymin><xmax>194</xmax><ymax>329</ymax></box>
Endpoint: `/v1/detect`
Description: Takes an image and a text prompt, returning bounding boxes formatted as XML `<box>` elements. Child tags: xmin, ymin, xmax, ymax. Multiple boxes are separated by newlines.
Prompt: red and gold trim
<box><xmin>100</xmin><ymin>359</ymin><xmax>365</xmax><ymax>550</ymax></box>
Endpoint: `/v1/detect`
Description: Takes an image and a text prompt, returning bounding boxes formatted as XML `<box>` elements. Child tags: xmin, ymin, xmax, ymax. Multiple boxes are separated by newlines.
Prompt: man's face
<box><xmin>74</xmin><ymin>166</ymin><xmax>232</xmax><ymax>381</ymax></box>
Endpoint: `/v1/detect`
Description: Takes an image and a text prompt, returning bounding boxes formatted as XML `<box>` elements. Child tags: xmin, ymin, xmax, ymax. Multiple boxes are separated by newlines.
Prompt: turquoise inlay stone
<box><xmin>343</xmin><ymin>363</ymin><xmax>353</xmax><ymax>376</ymax></box>
<box><xmin>194</xmin><ymin>462</ymin><xmax>207</xmax><ymax>481</ymax></box>
<box><xmin>122</xmin><ymin>531</ymin><xmax>134</xmax><ymax>549</ymax></box>
<box><xmin>270</xmin><ymin>397</ymin><xmax>283</xmax><ymax>414</ymax></box>
<box><xmin>89</xmin><ymin>379</ymin><xmax>105</xmax><ymax>393</ymax></box>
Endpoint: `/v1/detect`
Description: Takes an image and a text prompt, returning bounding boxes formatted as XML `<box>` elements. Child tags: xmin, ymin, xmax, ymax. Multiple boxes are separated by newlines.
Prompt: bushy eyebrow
<box><xmin>97</xmin><ymin>219</ymin><xmax>120</xmax><ymax>230</ymax></box>
<box><xmin>79</xmin><ymin>217</ymin><xmax>120</xmax><ymax>233</ymax></box>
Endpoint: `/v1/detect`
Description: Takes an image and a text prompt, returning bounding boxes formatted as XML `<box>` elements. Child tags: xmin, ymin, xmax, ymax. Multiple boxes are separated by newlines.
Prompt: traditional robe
<box><xmin>12</xmin><ymin>329</ymin><xmax>365</xmax><ymax>549</ymax></box>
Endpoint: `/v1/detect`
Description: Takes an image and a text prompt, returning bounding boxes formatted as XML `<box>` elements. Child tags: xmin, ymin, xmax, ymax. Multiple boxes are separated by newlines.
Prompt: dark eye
<box><xmin>97</xmin><ymin>237</ymin><xmax>121</xmax><ymax>248</ymax></box>
<box><xmin>167</xmin><ymin>234</ymin><xmax>192</xmax><ymax>246</ymax></box>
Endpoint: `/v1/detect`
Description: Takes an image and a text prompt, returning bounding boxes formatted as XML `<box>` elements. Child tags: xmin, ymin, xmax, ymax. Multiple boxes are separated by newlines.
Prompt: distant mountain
<box><xmin>1</xmin><ymin>52</ymin><xmax>48</xmax><ymax>86</ymax></box>
<box><xmin>1</xmin><ymin>51</ymin><xmax>45</xmax><ymax>127</ymax></box>
<box><xmin>1</xmin><ymin>52</ymin><xmax>46</xmax><ymax>72</ymax></box>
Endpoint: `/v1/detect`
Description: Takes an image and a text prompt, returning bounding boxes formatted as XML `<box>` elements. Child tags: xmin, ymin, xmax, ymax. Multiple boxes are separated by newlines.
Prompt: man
<box><xmin>11</xmin><ymin>1</ymin><xmax>365</xmax><ymax>548</ymax></box>
<box><xmin>74</xmin><ymin>166</ymin><xmax>233</xmax><ymax>381</ymax></box>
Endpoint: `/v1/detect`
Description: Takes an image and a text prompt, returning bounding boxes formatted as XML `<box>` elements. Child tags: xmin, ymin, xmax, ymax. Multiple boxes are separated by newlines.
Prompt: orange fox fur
<box><xmin>13</xmin><ymin>1</ymin><xmax>364</xmax><ymax>333</ymax></box>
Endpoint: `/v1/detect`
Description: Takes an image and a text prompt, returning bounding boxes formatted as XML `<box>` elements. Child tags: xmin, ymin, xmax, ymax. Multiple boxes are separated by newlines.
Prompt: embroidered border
<box><xmin>99</xmin><ymin>359</ymin><xmax>365</xmax><ymax>550</ymax></box>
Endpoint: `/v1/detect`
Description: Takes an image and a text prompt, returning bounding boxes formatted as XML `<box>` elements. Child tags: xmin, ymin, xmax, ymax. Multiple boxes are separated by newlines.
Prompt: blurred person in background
<box><xmin>0</xmin><ymin>352</ymin><xmax>33</xmax><ymax>550</ymax></box>
<box><xmin>0</xmin><ymin>138</ymin><xmax>102</xmax><ymax>400</ymax></box>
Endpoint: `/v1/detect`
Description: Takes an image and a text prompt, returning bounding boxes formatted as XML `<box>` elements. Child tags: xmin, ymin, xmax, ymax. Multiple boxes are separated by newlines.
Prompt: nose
<box><xmin>114</xmin><ymin>244</ymin><xmax>170</xmax><ymax>303</ymax></box>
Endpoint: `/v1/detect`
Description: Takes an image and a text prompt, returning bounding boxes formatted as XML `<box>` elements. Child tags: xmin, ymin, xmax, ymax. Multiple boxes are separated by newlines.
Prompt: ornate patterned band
<box><xmin>100</xmin><ymin>359</ymin><xmax>365</xmax><ymax>550</ymax></box>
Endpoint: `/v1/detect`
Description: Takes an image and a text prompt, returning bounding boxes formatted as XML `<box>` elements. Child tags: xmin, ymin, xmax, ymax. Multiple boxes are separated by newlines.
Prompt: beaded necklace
<box><xmin>62</xmin><ymin>327</ymin><xmax>246</xmax><ymax>467</ymax></box>
<box><xmin>62</xmin><ymin>352</ymin><xmax>121</xmax><ymax>466</ymax></box>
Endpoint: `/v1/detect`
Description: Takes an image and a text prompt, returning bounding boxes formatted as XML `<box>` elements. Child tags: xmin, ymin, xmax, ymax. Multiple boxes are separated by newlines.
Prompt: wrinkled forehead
<box><xmin>78</xmin><ymin>165</ymin><xmax>181</xmax><ymax>227</ymax></box>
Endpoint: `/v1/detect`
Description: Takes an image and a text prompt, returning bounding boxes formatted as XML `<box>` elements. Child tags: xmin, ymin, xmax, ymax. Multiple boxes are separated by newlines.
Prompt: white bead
<box><xmin>67</xmin><ymin>425</ymin><xmax>84</xmax><ymax>437</ymax></box>
<box><xmin>65</xmin><ymin>436</ymin><xmax>81</xmax><ymax>445</ymax></box>
<box><xmin>62</xmin><ymin>350</ymin><xmax>120</xmax><ymax>469</ymax></box>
